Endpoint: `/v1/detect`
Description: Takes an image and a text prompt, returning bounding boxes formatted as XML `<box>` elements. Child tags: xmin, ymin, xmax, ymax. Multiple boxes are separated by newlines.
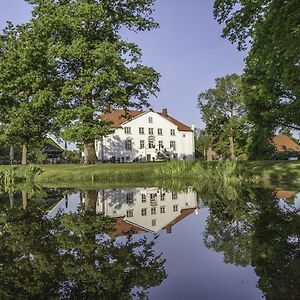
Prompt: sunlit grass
<box><xmin>1</xmin><ymin>160</ymin><xmax>300</xmax><ymax>187</ymax></box>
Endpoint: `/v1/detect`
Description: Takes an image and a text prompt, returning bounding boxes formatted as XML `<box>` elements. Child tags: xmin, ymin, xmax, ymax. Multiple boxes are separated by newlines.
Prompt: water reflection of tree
<box><xmin>201</xmin><ymin>187</ymin><xmax>300</xmax><ymax>299</ymax></box>
<box><xmin>0</xmin><ymin>194</ymin><xmax>166</xmax><ymax>299</ymax></box>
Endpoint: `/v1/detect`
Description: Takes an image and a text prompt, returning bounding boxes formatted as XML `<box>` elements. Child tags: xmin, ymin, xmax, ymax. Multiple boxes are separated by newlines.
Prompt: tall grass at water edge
<box><xmin>156</xmin><ymin>160</ymin><xmax>257</xmax><ymax>185</ymax></box>
<box><xmin>0</xmin><ymin>165</ymin><xmax>44</xmax><ymax>193</ymax></box>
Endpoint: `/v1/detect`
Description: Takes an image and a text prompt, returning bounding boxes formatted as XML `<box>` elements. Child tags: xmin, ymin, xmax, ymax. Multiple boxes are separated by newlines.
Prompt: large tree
<box><xmin>0</xmin><ymin>23</ymin><xmax>59</xmax><ymax>165</ymax></box>
<box><xmin>214</xmin><ymin>0</ymin><xmax>300</xmax><ymax>131</ymax></box>
<box><xmin>26</xmin><ymin>0</ymin><xmax>160</xmax><ymax>164</ymax></box>
<box><xmin>198</xmin><ymin>74</ymin><xmax>249</xmax><ymax>160</ymax></box>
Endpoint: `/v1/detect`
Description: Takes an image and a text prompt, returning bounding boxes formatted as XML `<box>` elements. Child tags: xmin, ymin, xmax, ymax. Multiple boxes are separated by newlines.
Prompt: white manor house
<box><xmin>48</xmin><ymin>187</ymin><xmax>198</xmax><ymax>236</ymax></box>
<box><xmin>96</xmin><ymin>108</ymin><xmax>195</xmax><ymax>162</ymax></box>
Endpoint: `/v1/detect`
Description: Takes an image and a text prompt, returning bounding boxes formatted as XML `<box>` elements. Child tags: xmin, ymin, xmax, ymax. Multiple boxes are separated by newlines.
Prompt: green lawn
<box><xmin>1</xmin><ymin>160</ymin><xmax>300</xmax><ymax>188</ymax></box>
<box><xmin>35</xmin><ymin>162</ymin><xmax>163</xmax><ymax>185</ymax></box>
<box><xmin>241</xmin><ymin>160</ymin><xmax>300</xmax><ymax>183</ymax></box>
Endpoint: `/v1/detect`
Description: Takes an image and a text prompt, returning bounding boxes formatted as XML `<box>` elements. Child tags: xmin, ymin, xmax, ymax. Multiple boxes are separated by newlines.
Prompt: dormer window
<box><xmin>124</xmin><ymin>127</ymin><xmax>131</xmax><ymax>134</ymax></box>
<box><xmin>148</xmin><ymin>116</ymin><xmax>153</xmax><ymax>123</ymax></box>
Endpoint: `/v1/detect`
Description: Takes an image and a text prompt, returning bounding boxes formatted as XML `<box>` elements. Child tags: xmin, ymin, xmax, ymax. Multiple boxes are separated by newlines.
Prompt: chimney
<box><xmin>162</xmin><ymin>108</ymin><xmax>168</xmax><ymax>116</ymax></box>
<box><xmin>165</xmin><ymin>224</ymin><xmax>172</xmax><ymax>234</ymax></box>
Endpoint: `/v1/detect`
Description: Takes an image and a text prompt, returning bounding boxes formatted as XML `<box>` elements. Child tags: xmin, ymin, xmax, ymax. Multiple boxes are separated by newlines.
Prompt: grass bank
<box><xmin>1</xmin><ymin>160</ymin><xmax>300</xmax><ymax>188</ymax></box>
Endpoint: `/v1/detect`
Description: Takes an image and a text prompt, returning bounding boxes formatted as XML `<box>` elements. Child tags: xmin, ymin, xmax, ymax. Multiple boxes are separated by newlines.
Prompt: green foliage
<box><xmin>198</xmin><ymin>74</ymin><xmax>250</xmax><ymax>159</ymax></box>
<box><xmin>202</xmin><ymin>186</ymin><xmax>300</xmax><ymax>299</ymax></box>
<box><xmin>194</xmin><ymin>128</ymin><xmax>212</xmax><ymax>159</ymax></box>
<box><xmin>246</xmin><ymin>127</ymin><xmax>275</xmax><ymax>160</ymax></box>
<box><xmin>63</xmin><ymin>150</ymin><xmax>82</xmax><ymax>164</ymax></box>
<box><xmin>214</xmin><ymin>0</ymin><xmax>300</xmax><ymax>131</ymax></box>
<box><xmin>156</xmin><ymin>160</ymin><xmax>256</xmax><ymax>186</ymax></box>
<box><xmin>31</xmin><ymin>149</ymin><xmax>48</xmax><ymax>164</ymax></box>
<box><xmin>0</xmin><ymin>139</ymin><xmax>21</xmax><ymax>162</ymax></box>
<box><xmin>0</xmin><ymin>23</ymin><xmax>59</xmax><ymax>162</ymax></box>
<box><xmin>24</xmin><ymin>0</ymin><xmax>160</xmax><ymax>164</ymax></box>
<box><xmin>0</xmin><ymin>193</ymin><xmax>166</xmax><ymax>299</ymax></box>
<box><xmin>24</xmin><ymin>165</ymin><xmax>44</xmax><ymax>182</ymax></box>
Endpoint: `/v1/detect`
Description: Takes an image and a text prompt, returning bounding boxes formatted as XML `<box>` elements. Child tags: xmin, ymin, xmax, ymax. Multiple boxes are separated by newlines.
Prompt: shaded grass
<box><xmin>240</xmin><ymin>160</ymin><xmax>300</xmax><ymax>184</ymax></box>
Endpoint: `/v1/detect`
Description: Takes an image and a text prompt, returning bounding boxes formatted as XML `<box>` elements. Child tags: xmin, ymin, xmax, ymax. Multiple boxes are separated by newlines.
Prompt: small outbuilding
<box><xmin>271</xmin><ymin>135</ymin><xmax>300</xmax><ymax>159</ymax></box>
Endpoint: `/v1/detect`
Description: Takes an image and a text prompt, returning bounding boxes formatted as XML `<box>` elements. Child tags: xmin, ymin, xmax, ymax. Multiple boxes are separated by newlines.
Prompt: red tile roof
<box><xmin>100</xmin><ymin>109</ymin><xmax>193</xmax><ymax>132</ymax></box>
<box><xmin>101</xmin><ymin>109</ymin><xmax>143</xmax><ymax>128</ymax></box>
<box><xmin>275</xmin><ymin>190</ymin><xmax>296</xmax><ymax>200</ymax></box>
<box><xmin>109</xmin><ymin>217</ymin><xmax>144</xmax><ymax>239</ymax></box>
<box><xmin>109</xmin><ymin>207</ymin><xmax>196</xmax><ymax>237</ymax></box>
<box><xmin>157</xmin><ymin>112</ymin><xmax>193</xmax><ymax>132</ymax></box>
<box><xmin>272</xmin><ymin>135</ymin><xmax>300</xmax><ymax>152</ymax></box>
<box><xmin>164</xmin><ymin>208</ymin><xmax>196</xmax><ymax>233</ymax></box>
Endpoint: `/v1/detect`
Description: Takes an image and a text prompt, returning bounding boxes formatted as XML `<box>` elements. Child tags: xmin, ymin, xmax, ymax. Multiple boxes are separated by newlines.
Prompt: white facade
<box><xmin>47</xmin><ymin>187</ymin><xmax>198</xmax><ymax>235</ymax></box>
<box><xmin>96</xmin><ymin>109</ymin><xmax>195</xmax><ymax>162</ymax></box>
<box><xmin>97</xmin><ymin>187</ymin><xmax>198</xmax><ymax>233</ymax></box>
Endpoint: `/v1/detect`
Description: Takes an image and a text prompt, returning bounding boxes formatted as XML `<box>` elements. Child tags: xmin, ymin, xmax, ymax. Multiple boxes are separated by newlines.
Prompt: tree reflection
<box><xmin>0</xmin><ymin>192</ymin><xmax>166</xmax><ymax>299</ymax></box>
<box><xmin>202</xmin><ymin>186</ymin><xmax>300</xmax><ymax>299</ymax></box>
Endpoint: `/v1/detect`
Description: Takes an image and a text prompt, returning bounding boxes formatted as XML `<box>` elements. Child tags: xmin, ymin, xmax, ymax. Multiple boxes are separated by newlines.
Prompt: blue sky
<box><xmin>0</xmin><ymin>0</ymin><xmax>246</xmax><ymax>129</ymax></box>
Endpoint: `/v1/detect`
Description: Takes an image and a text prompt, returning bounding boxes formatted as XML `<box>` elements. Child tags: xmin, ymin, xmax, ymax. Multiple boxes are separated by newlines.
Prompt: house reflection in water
<box><xmin>48</xmin><ymin>188</ymin><xmax>198</xmax><ymax>236</ymax></box>
<box><xmin>97</xmin><ymin>187</ymin><xmax>198</xmax><ymax>235</ymax></box>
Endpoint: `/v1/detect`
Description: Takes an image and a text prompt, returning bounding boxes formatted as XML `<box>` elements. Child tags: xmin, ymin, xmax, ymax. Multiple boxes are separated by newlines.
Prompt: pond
<box><xmin>1</xmin><ymin>185</ymin><xmax>300</xmax><ymax>299</ymax></box>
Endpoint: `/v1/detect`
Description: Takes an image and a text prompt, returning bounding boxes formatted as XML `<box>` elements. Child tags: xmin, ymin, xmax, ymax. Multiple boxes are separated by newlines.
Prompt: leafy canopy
<box><xmin>198</xmin><ymin>74</ymin><xmax>249</xmax><ymax>159</ymax></box>
<box><xmin>26</xmin><ymin>0</ymin><xmax>160</xmax><ymax>146</ymax></box>
<box><xmin>214</xmin><ymin>0</ymin><xmax>300</xmax><ymax>131</ymax></box>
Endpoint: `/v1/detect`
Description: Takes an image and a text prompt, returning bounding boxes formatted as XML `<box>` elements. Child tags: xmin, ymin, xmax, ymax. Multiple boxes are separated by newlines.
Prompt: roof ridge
<box><xmin>100</xmin><ymin>108</ymin><xmax>193</xmax><ymax>132</ymax></box>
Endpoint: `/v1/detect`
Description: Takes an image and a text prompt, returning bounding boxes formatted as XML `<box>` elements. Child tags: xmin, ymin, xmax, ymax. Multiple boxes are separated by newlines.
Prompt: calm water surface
<box><xmin>1</xmin><ymin>186</ymin><xmax>300</xmax><ymax>299</ymax></box>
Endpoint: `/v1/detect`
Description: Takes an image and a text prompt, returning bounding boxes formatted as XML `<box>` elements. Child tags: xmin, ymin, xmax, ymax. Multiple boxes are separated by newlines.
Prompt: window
<box><xmin>139</xmin><ymin>127</ymin><xmax>144</xmax><ymax>134</ymax></box>
<box><xmin>126</xmin><ymin>210</ymin><xmax>133</xmax><ymax>218</ymax></box>
<box><xmin>160</xmin><ymin>193</ymin><xmax>165</xmax><ymax>201</ymax></box>
<box><xmin>158</xmin><ymin>141</ymin><xmax>164</xmax><ymax>150</ymax></box>
<box><xmin>141</xmin><ymin>194</ymin><xmax>146</xmax><ymax>202</ymax></box>
<box><xmin>160</xmin><ymin>206</ymin><xmax>166</xmax><ymax>214</ymax></box>
<box><xmin>172</xmin><ymin>192</ymin><xmax>178</xmax><ymax>200</ymax></box>
<box><xmin>150</xmin><ymin>193</ymin><xmax>156</xmax><ymax>200</ymax></box>
<box><xmin>125</xmin><ymin>139</ymin><xmax>132</xmax><ymax>151</ymax></box>
<box><xmin>170</xmin><ymin>129</ymin><xmax>175</xmax><ymax>136</ymax></box>
<box><xmin>151</xmin><ymin>207</ymin><xmax>156</xmax><ymax>215</ymax></box>
<box><xmin>170</xmin><ymin>141</ymin><xmax>176</xmax><ymax>150</ymax></box>
<box><xmin>152</xmin><ymin>219</ymin><xmax>156</xmax><ymax>227</ymax></box>
<box><xmin>183</xmin><ymin>134</ymin><xmax>186</xmax><ymax>137</ymax></box>
<box><xmin>149</xmin><ymin>128</ymin><xmax>154</xmax><ymax>135</ymax></box>
<box><xmin>158</xmin><ymin>128</ymin><xmax>163</xmax><ymax>135</ymax></box>
<box><xmin>140</xmin><ymin>140</ymin><xmax>145</xmax><ymax>149</ymax></box>
<box><xmin>124</xmin><ymin>127</ymin><xmax>131</xmax><ymax>134</ymax></box>
<box><xmin>148</xmin><ymin>140</ymin><xmax>155</xmax><ymax>149</ymax></box>
<box><xmin>126</xmin><ymin>193</ymin><xmax>134</xmax><ymax>204</ymax></box>
<box><xmin>173</xmin><ymin>205</ymin><xmax>178</xmax><ymax>212</ymax></box>
<box><xmin>141</xmin><ymin>208</ymin><xmax>147</xmax><ymax>216</ymax></box>
<box><xmin>148</xmin><ymin>116</ymin><xmax>153</xmax><ymax>123</ymax></box>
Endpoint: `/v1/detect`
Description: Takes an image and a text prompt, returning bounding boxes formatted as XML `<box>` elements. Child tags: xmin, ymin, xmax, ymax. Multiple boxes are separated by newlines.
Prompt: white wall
<box><xmin>47</xmin><ymin>188</ymin><xmax>198</xmax><ymax>234</ymax></box>
<box><xmin>97</xmin><ymin>187</ymin><xmax>198</xmax><ymax>233</ymax></box>
<box><xmin>96</xmin><ymin>111</ymin><xmax>195</xmax><ymax>162</ymax></box>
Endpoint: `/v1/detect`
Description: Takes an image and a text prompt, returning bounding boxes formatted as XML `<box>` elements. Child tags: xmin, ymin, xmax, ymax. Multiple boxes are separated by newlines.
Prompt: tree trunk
<box><xmin>22</xmin><ymin>190</ymin><xmax>27</xmax><ymax>209</ymax></box>
<box><xmin>229</xmin><ymin>135</ymin><xmax>236</xmax><ymax>160</ymax></box>
<box><xmin>84</xmin><ymin>142</ymin><xmax>97</xmax><ymax>165</ymax></box>
<box><xmin>207</xmin><ymin>146</ymin><xmax>213</xmax><ymax>161</ymax></box>
<box><xmin>21</xmin><ymin>144</ymin><xmax>28</xmax><ymax>165</ymax></box>
<box><xmin>85</xmin><ymin>190</ymin><xmax>98</xmax><ymax>212</ymax></box>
